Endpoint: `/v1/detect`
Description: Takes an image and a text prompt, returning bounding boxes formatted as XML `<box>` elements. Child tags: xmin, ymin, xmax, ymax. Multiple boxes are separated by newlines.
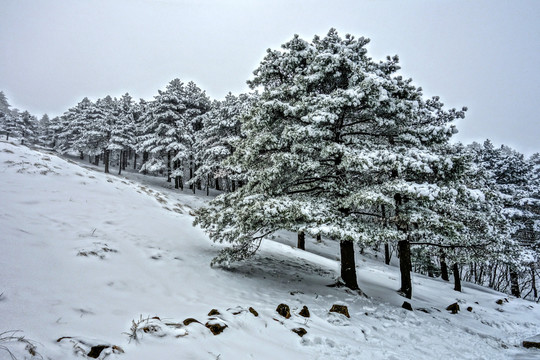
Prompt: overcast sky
<box><xmin>1</xmin><ymin>0</ymin><xmax>539</xmax><ymax>154</ymax></box>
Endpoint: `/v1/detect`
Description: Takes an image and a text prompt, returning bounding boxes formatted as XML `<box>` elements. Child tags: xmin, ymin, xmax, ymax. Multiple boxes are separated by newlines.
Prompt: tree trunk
<box><xmin>167</xmin><ymin>151</ymin><xmax>171</xmax><ymax>182</ymax></box>
<box><xmin>440</xmin><ymin>252</ymin><xmax>449</xmax><ymax>281</ymax></box>
<box><xmin>215</xmin><ymin>178</ymin><xmax>220</xmax><ymax>191</ymax></box>
<box><xmin>531</xmin><ymin>264</ymin><xmax>538</xmax><ymax>299</ymax></box>
<box><xmin>316</xmin><ymin>234</ymin><xmax>322</xmax><ymax>243</ymax></box>
<box><xmin>142</xmin><ymin>152</ymin><xmax>148</xmax><ymax>175</ymax></box>
<box><xmin>297</xmin><ymin>231</ymin><xmax>305</xmax><ymax>250</ymax></box>
<box><xmin>398</xmin><ymin>239</ymin><xmax>412</xmax><ymax>299</ymax></box>
<box><xmin>340</xmin><ymin>240</ymin><xmax>359</xmax><ymax>290</ymax></box>
<box><xmin>118</xmin><ymin>150</ymin><xmax>123</xmax><ymax>175</ymax></box>
<box><xmin>453</xmin><ymin>263</ymin><xmax>462</xmax><ymax>292</ymax></box>
<box><xmin>104</xmin><ymin>150</ymin><xmax>109</xmax><ymax>173</ymax></box>
<box><xmin>384</xmin><ymin>243</ymin><xmax>391</xmax><ymax>265</ymax></box>
<box><xmin>79</xmin><ymin>151</ymin><xmax>84</xmax><ymax>160</ymax></box>
<box><xmin>509</xmin><ymin>267</ymin><xmax>521</xmax><ymax>298</ymax></box>
<box><xmin>133</xmin><ymin>152</ymin><xmax>137</xmax><ymax>169</ymax></box>
<box><xmin>206</xmin><ymin>175</ymin><xmax>210</xmax><ymax>196</ymax></box>
<box><xmin>94</xmin><ymin>155</ymin><xmax>99</xmax><ymax>166</ymax></box>
<box><xmin>122</xmin><ymin>150</ymin><xmax>127</xmax><ymax>170</ymax></box>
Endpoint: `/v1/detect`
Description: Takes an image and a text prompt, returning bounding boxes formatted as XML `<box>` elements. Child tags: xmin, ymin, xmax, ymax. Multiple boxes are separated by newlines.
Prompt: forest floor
<box><xmin>1</xmin><ymin>139</ymin><xmax>540</xmax><ymax>359</ymax></box>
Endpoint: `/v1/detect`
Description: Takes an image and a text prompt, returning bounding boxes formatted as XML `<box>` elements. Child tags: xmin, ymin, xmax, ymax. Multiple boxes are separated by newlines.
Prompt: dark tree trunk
<box><xmin>206</xmin><ymin>175</ymin><xmax>210</xmax><ymax>196</ymax></box>
<box><xmin>509</xmin><ymin>267</ymin><xmax>521</xmax><ymax>298</ymax></box>
<box><xmin>79</xmin><ymin>151</ymin><xmax>84</xmax><ymax>160</ymax></box>
<box><xmin>104</xmin><ymin>150</ymin><xmax>109</xmax><ymax>173</ymax></box>
<box><xmin>531</xmin><ymin>264</ymin><xmax>538</xmax><ymax>299</ymax></box>
<box><xmin>94</xmin><ymin>155</ymin><xmax>99</xmax><ymax>166</ymax></box>
<box><xmin>122</xmin><ymin>150</ymin><xmax>127</xmax><ymax>170</ymax></box>
<box><xmin>440</xmin><ymin>252</ymin><xmax>449</xmax><ymax>281</ymax></box>
<box><xmin>453</xmin><ymin>263</ymin><xmax>462</xmax><ymax>292</ymax></box>
<box><xmin>398</xmin><ymin>239</ymin><xmax>412</xmax><ymax>299</ymax></box>
<box><xmin>167</xmin><ymin>151</ymin><xmax>171</xmax><ymax>182</ymax></box>
<box><xmin>5</xmin><ymin>133</ymin><xmax>8</xmax><ymax>140</ymax></box>
<box><xmin>118</xmin><ymin>150</ymin><xmax>123</xmax><ymax>175</ymax></box>
<box><xmin>384</xmin><ymin>243</ymin><xmax>391</xmax><ymax>265</ymax></box>
<box><xmin>231</xmin><ymin>180</ymin><xmax>236</xmax><ymax>192</ymax></box>
<box><xmin>142</xmin><ymin>151</ymin><xmax>148</xmax><ymax>175</ymax></box>
<box><xmin>297</xmin><ymin>231</ymin><xmax>305</xmax><ymax>250</ymax></box>
<box><xmin>316</xmin><ymin>234</ymin><xmax>322</xmax><ymax>243</ymax></box>
<box><xmin>215</xmin><ymin>178</ymin><xmax>220</xmax><ymax>191</ymax></box>
<box><xmin>340</xmin><ymin>240</ymin><xmax>359</xmax><ymax>290</ymax></box>
<box><xmin>133</xmin><ymin>152</ymin><xmax>137</xmax><ymax>170</ymax></box>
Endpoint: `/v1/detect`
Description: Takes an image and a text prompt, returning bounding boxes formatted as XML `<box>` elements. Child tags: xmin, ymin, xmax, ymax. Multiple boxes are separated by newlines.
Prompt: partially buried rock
<box><xmin>276</xmin><ymin>303</ymin><xmax>291</xmax><ymax>319</ymax></box>
<box><xmin>402</xmin><ymin>301</ymin><xmax>413</xmax><ymax>311</ymax></box>
<box><xmin>208</xmin><ymin>309</ymin><xmax>220</xmax><ymax>316</ymax></box>
<box><xmin>329</xmin><ymin>304</ymin><xmax>350</xmax><ymax>318</ymax></box>
<box><xmin>467</xmin><ymin>306</ymin><xmax>473</xmax><ymax>312</ymax></box>
<box><xmin>496</xmin><ymin>299</ymin><xmax>504</xmax><ymax>305</ymax></box>
<box><xmin>183</xmin><ymin>318</ymin><xmax>201</xmax><ymax>326</ymax></box>
<box><xmin>523</xmin><ymin>334</ymin><xmax>540</xmax><ymax>349</ymax></box>
<box><xmin>205</xmin><ymin>322</ymin><xmax>227</xmax><ymax>335</ymax></box>
<box><xmin>249</xmin><ymin>307</ymin><xmax>259</xmax><ymax>317</ymax></box>
<box><xmin>87</xmin><ymin>345</ymin><xmax>109</xmax><ymax>359</ymax></box>
<box><xmin>446</xmin><ymin>303</ymin><xmax>460</xmax><ymax>314</ymax></box>
<box><xmin>299</xmin><ymin>305</ymin><xmax>310</xmax><ymax>318</ymax></box>
<box><xmin>292</xmin><ymin>328</ymin><xmax>307</xmax><ymax>337</ymax></box>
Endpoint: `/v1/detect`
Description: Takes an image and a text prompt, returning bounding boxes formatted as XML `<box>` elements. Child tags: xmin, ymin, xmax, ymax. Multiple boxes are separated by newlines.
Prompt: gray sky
<box><xmin>1</xmin><ymin>0</ymin><xmax>539</xmax><ymax>154</ymax></box>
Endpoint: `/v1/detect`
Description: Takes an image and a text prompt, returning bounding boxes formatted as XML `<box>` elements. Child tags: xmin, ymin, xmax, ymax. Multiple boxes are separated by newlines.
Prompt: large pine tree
<box><xmin>194</xmin><ymin>29</ymin><xmax>473</xmax><ymax>296</ymax></box>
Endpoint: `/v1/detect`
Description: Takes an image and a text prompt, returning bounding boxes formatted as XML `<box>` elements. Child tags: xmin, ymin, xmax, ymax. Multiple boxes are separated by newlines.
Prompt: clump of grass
<box><xmin>0</xmin><ymin>330</ymin><xmax>42</xmax><ymax>359</ymax></box>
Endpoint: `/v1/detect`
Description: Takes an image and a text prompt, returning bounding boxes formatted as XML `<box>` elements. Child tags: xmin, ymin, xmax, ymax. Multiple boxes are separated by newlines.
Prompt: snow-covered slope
<box><xmin>1</xmin><ymin>140</ymin><xmax>540</xmax><ymax>359</ymax></box>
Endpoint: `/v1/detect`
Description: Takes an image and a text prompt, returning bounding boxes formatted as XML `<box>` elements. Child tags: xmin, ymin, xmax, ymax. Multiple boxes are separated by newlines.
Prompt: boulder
<box><xmin>183</xmin><ymin>318</ymin><xmax>201</xmax><ymax>326</ymax></box>
<box><xmin>205</xmin><ymin>322</ymin><xmax>227</xmax><ymax>335</ymax></box>
<box><xmin>446</xmin><ymin>303</ymin><xmax>460</xmax><ymax>314</ymax></box>
<box><xmin>208</xmin><ymin>309</ymin><xmax>220</xmax><ymax>316</ymax></box>
<box><xmin>330</xmin><ymin>304</ymin><xmax>350</xmax><ymax>318</ymax></box>
<box><xmin>523</xmin><ymin>334</ymin><xmax>540</xmax><ymax>349</ymax></box>
<box><xmin>276</xmin><ymin>303</ymin><xmax>291</xmax><ymax>319</ymax></box>
<box><xmin>292</xmin><ymin>328</ymin><xmax>307</xmax><ymax>337</ymax></box>
<box><xmin>249</xmin><ymin>307</ymin><xmax>259</xmax><ymax>317</ymax></box>
<box><xmin>402</xmin><ymin>301</ymin><xmax>413</xmax><ymax>311</ymax></box>
<box><xmin>299</xmin><ymin>305</ymin><xmax>310</xmax><ymax>318</ymax></box>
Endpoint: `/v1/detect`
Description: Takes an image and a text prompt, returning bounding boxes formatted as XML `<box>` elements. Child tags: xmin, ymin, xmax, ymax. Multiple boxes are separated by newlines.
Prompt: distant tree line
<box><xmin>1</xmin><ymin>29</ymin><xmax>539</xmax><ymax>302</ymax></box>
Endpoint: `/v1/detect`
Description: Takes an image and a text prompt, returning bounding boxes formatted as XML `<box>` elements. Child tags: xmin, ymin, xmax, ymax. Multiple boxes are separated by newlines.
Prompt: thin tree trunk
<box><xmin>79</xmin><ymin>151</ymin><xmax>84</xmax><ymax>160</ymax></box>
<box><xmin>104</xmin><ymin>150</ymin><xmax>109</xmax><ymax>173</ymax></box>
<box><xmin>531</xmin><ymin>264</ymin><xmax>538</xmax><ymax>299</ymax></box>
<box><xmin>398</xmin><ymin>239</ymin><xmax>412</xmax><ymax>299</ymax></box>
<box><xmin>340</xmin><ymin>240</ymin><xmax>359</xmax><ymax>290</ymax></box>
<box><xmin>142</xmin><ymin>151</ymin><xmax>148</xmax><ymax>175</ymax></box>
<box><xmin>509</xmin><ymin>267</ymin><xmax>521</xmax><ymax>298</ymax></box>
<box><xmin>316</xmin><ymin>234</ymin><xmax>322</xmax><ymax>243</ymax></box>
<box><xmin>133</xmin><ymin>152</ymin><xmax>137</xmax><ymax>170</ymax></box>
<box><xmin>440</xmin><ymin>252</ymin><xmax>449</xmax><ymax>281</ymax></box>
<box><xmin>453</xmin><ymin>263</ymin><xmax>462</xmax><ymax>292</ymax></box>
<box><xmin>118</xmin><ymin>150</ymin><xmax>123</xmax><ymax>175</ymax></box>
<box><xmin>297</xmin><ymin>231</ymin><xmax>305</xmax><ymax>250</ymax></box>
<box><xmin>206</xmin><ymin>175</ymin><xmax>210</xmax><ymax>196</ymax></box>
<box><xmin>215</xmin><ymin>178</ymin><xmax>220</xmax><ymax>191</ymax></box>
<box><xmin>94</xmin><ymin>155</ymin><xmax>99</xmax><ymax>166</ymax></box>
<box><xmin>167</xmin><ymin>151</ymin><xmax>171</xmax><ymax>182</ymax></box>
<box><xmin>385</xmin><ymin>244</ymin><xmax>391</xmax><ymax>265</ymax></box>
<box><xmin>122</xmin><ymin>150</ymin><xmax>127</xmax><ymax>170</ymax></box>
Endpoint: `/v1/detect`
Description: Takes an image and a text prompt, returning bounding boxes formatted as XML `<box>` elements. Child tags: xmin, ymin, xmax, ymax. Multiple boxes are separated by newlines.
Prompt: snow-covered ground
<box><xmin>1</xmin><ymin>140</ymin><xmax>540</xmax><ymax>360</ymax></box>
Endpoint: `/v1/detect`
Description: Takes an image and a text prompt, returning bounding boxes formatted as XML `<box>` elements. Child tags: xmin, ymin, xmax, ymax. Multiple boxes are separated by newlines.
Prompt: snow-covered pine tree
<box><xmin>108</xmin><ymin>93</ymin><xmax>137</xmax><ymax>175</ymax></box>
<box><xmin>472</xmin><ymin>141</ymin><xmax>540</xmax><ymax>298</ymax></box>
<box><xmin>139</xmin><ymin>79</ymin><xmax>186</xmax><ymax>182</ymax></box>
<box><xmin>37</xmin><ymin>114</ymin><xmax>53</xmax><ymax>147</ymax></box>
<box><xmin>57</xmin><ymin>97</ymin><xmax>93</xmax><ymax>158</ymax></box>
<box><xmin>18</xmin><ymin>110</ymin><xmax>37</xmax><ymax>145</ymax></box>
<box><xmin>194</xmin><ymin>29</ymin><xmax>471</xmax><ymax>296</ymax></box>
<box><xmin>0</xmin><ymin>91</ymin><xmax>17</xmax><ymax>140</ymax></box>
<box><xmin>180</xmin><ymin>81</ymin><xmax>211</xmax><ymax>193</ymax></box>
<box><xmin>192</xmin><ymin>92</ymin><xmax>251</xmax><ymax>195</ymax></box>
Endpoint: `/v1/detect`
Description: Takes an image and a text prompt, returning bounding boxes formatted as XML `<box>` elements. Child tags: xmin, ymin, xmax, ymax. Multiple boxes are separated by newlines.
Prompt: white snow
<box><xmin>1</xmin><ymin>140</ymin><xmax>540</xmax><ymax>359</ymax></box>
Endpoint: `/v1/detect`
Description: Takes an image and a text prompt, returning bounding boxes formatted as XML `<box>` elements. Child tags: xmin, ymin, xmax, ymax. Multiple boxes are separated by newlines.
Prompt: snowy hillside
<box><xmin>1</xmin><ymin>140</ymin><xmax>540</xmax><ymax>359</ymax></box>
